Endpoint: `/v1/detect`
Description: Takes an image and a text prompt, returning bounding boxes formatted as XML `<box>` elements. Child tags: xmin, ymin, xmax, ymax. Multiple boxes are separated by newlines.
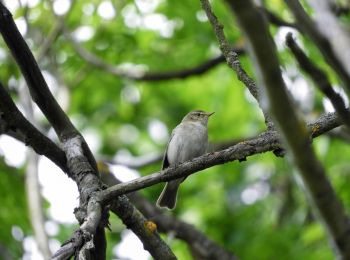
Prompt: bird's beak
<box><xmin>206</xmin><ymin>112</ymin><xmax>215</xmax><ymax>117</ymax></box>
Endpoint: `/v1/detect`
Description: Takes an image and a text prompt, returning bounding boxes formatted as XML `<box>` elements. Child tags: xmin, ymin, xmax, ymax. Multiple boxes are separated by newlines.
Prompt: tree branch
<box><xmin>286</xmin><ymin>33</ymin><xmax>350</xmax><ymax>129</ymax></box>
<box><xmin>100</xmin><ymin>168</ymin><xmax>237</xmax><ymax>260</ymax></box>
<box><xmin>19</xmin><ymin>83</ymin><xmax>51</xmax><ymax>259</ymax></box>
<box><xmin>284</xmin><ymin>0</ymin><xmax>350</xmax><ymax>93</ymax></box>
<box><xmin>0</xmin><ymin>3</ymin><xmax>80</xmax><ymax>140</ymax></box>
<box><xmin>0</xmin><ymin>4</ymin><xmax>180</xmax><ymax>257</ymax></box>
<box><xmin>110</xmin><ymin>196</ymin><xmax>177</xmax><ymax>260</ymax></box>
<box><xmin>0</xmin><ymin>82</ymin><xmax>68</xmax><ymax>173</ymax></box>
<box><xmin>307</xmin><ymin>0</ymin><xmax>350</xmax><ymax>86</ymax></box>
<box><xmin>260</xmin><ymin>7</ymin><xmax>298</xmax><ymax>29</ymax></box>
<box><xmin>200</xmin><ymin>0</ymin><xmax>274</xmax><ymax>130</ymax></box>
<box><xmin>97</xmin><ymin>111</ymin><xmax>341</xmax><ymax>204</ymax></box>
<box><xmin>62</xmin><ymin>23</ymin><xmax>244</xmax><ymax>81</ymax></box>
<box><xmin>227</xmin><ymin>0</ymin><xmax>350</xmax><ymax>257</ymax></box>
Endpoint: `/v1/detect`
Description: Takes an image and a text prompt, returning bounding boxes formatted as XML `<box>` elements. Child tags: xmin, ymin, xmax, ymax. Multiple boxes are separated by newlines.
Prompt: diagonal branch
<box><xmin>97</xmin><ymin>111</ymin><xmax>341</xmax><ymax>204</ymax></box>
<box><xmin>284</xmin><ymin>0</ymin><xmax>350</xmax><ymax>93</ymax></box>
<box><xmin>260</xmin><ymin>7</ymin><xmax>298</xmax><ymax>29</ymax></box>
<box><xmin>0</xmin><ymin>4</ymin><xmax>178</xmax><ymax>259</ymax></box>
<box><xmin>200</xmin><ymin>0</ymin><xmax>274</xmax><ymax>130</ymax></box>
<box><xmin>227</xmin><ymin>0</ymin><xmax>350</xmax><ymax>257</ymax></box>
<box><xmin>101</xmin><ymin>169</ymin><xmax>237</xmax><ymax>260</ymax></box>
<box><xmin>286</xmin><ymin>33</ymin><xmax>350</xmax><ymax>129</ymax></box>
<box><xmin>0</xmin><ymin>3</ymin><xmax>79</xmax><ymax>140</ymax></box>
<box><xmin>0</xmin><ymin>82</ymin><xmax>68</xmax><ymax>173</ymax></box>
<box><xmin>110</xmin><ymin>196</ymin><xmax>177</xmax><ymax>260</ymax></box>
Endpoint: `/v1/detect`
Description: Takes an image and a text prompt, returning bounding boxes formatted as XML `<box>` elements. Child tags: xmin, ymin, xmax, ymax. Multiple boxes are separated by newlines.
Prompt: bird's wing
<box><xmin>162</xmin><ymin>129</ymin><xmax>176</xmax><ymax>170</ymax></box>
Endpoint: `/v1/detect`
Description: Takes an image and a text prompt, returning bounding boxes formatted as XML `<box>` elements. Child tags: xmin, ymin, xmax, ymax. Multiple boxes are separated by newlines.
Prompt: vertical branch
<box><xmin>224</xmin><ymin>0</ymin><xmax>350</xmax><ymax>257</ymax></box>
<box><xmin>19</xmin><ymin>83</ymin><xmax>51</xmax><ymax>259</ymax></box>
<box><xmin>25</xmin><ymin>152</ymin><xmax>51</xmax><ymax>259</ymax></box>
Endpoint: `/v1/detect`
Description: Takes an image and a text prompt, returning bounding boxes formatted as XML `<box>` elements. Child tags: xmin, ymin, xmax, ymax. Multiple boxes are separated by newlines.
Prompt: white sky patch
<box><xmin>121</xmin><ymin>4</ymin><xmax>178</xmax><ymax>38</ymax></box>
<box><xmin>12</xmin><ymin>225</ymin><xmax>24</xmax><ymax>241</ymax></box>
<box><xmin>3</xmin><ymin>0</ymin><xmax>19</xmax><ymax>13</ymax></box>
<box><xmin>121</xmin><ymin>85</ymin><xmax>141</xmax><ymax>104</ymax></box>
<box><xmin>241</xmin><ymin>187</ymin><xmax>259</xmax><ymax>205</ymax></box>
<box><xmin>49</xmin><ymin>239</ymin><xmax>61</xmax><ymax>255</ymax></box>
<box><xmin>72</xmin><ymin>26</ymin><xmax>95</xmax><ymax>42</ymax></box>
<box><xmin>148</xmin><ymin>119</ymin><xmax>168</xmax><ymax>144</ymax></box>
<box><xmin>143</xmin><ymin>13</ymin><xmax>177</xmax><ymax>38</ymax></box>
<box><xmin>113</xmin><ymin>230</ymin><xmax>150</xmax><ymax>260</ymax></box>
<box><xmin>0</xmin><ymin>136</ymin><xmax>26</xmax><ymax>167</ymax></box>
<box><xmin>53</xmin><ymin>0</ymin><xmax>71</xmax><ymax>16</ymax></box>
<box><xmin>118</xmin><ymin>63</ymin><xmax>147</xmax><ymax>78</ymax></box>
<box><xmin>83</xmin><ymin>3</ymin><xmax>95</xmax><ymax>16</ymax></box>
<box><xmin>0</xmin><ymin>48</ymin><xmax>6</xmax><ymax>61</ymax></box>
<box><xmin>45</xmin><ymin>221</ymin><xmax>59</xmax><ymax>237</ymax></box>
<box><xmin>122</xmin><ymin>4</ymin><xmax>142</xmax><ymax>28</ymax></box>
<box><xmin>275</xmin><ymin>27</ymin><xmax>299</xmax><ymax>51</ymax></box>
<box><xmin>97</xmin><ymin>1</ymin><xmax>116</xmax><ymax>20</ymax></box>
<box><xmin>283</xmin><ymin>68</ymin><xmax>314</xmax><ymax>112</ymax></box>
<box><xmin>110</xmin><ymin>164</ymin><xmax>141</xmax><ymax>182</ymax></box>
<box><xmin>196</xmin><ymin>10</ymin><xmax>208</xmax><ymax>22</ymax></box>
<box><xmin>42</xmin><ymin>70</ymin><xmax>58</xmax><ymax>94</ymax></box>
<box><xmin>245</xmin><ymin>162</ymin><xmax>274</xmax><ymax>181</ymax></box>
<box><xmin>20</xmin><ymin>0</ymin><xmax>40</xmax><ymax>8</ymax></box>
<box><xmin>15</xmin><ymin>17</ymin><xmax>28</xmax><ymax>36</ymax></box>
<box><xmin>241</xmin><ymin>182</ymin><xmax>270</xmax><ymax>205</ymax></box>
<box><xmin>118</xmin><ymin>124</ymin><xmax>140</xmax><ymax>145</ymax></box>
<box><xmin>38</xmin><ymin>157</ymin><xmax>78</xmax><ymax>224</ymax></box>
<box><xmin>323</xmin><ymin>86</ymin><xmax>349</xmax><ymax>113</ymax></box>
<box><xmin>135</xmin><ymin>0</ymin><xmax>162</xmax><ymax>14</ymax></box>
<box><xmin>23</xmin><ymin>236</ymin><xmax>44</xmax><ymax>260</ymax></box>
<box><xmin>81</xmin><ymin>128</ymin><xmax>102</xmax><ymax>154</ymax></box>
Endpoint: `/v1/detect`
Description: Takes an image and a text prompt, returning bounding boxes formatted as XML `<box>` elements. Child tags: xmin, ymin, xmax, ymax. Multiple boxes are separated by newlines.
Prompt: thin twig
<box><xmin>200</xmin><ymin>0</ymin><xmax>274</xmax><ymax>130</ymax></box>
<box><xmin>62</xmin><ymin>23</ymin><xmax>243</xmax><ymax>81</ymax></box>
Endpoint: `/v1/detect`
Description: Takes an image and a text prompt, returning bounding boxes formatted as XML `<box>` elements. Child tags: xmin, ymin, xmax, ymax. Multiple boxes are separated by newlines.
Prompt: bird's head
<box><xmin>182</xmin><ymin>110</ymin><xmax>215</xmax><ymax>125</ymax></box>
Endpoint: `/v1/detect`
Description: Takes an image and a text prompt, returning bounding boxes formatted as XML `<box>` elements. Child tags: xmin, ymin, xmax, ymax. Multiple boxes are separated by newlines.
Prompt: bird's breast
<box><xmin>167</xmin><ymin>122</ymin><xmax>208</xmax><ymax>165</ymax></box>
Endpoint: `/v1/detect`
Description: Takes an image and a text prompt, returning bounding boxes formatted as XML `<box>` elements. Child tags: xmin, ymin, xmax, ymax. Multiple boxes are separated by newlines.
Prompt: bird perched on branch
<box><xmin>156</xmin><ymin>110</ymin><xmax>214</xmax><ymax>209</ymax></box>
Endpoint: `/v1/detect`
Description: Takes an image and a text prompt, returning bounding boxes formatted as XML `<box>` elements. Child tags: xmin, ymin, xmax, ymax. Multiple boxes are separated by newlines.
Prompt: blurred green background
<box><xmin>0</xmin><ymin>0</ymin><xmax>349</xmax><ymax>259</ymax></box>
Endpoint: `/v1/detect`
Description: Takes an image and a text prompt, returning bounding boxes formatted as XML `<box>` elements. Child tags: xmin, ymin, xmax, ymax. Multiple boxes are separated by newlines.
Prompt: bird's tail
<box><xmin>156</xmin><ymin>180</ymin><xmax>182</xmax><ymax>210</ymax></box>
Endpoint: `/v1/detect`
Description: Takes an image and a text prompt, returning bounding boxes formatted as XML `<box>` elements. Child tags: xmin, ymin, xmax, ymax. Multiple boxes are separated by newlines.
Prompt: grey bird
<box><xmin>156</xmin><ymin>110</ymin><xmax>214</xmax><ymax>209</ymax></box>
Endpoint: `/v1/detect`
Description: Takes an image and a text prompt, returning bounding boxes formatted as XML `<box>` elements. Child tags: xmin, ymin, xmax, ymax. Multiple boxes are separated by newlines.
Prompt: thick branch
<box><xmin>52</xmin><ymin>196</ymin><xmax>107</xmax><ymax>259</ymax></box>
<box><xmin>101</xmin><ymin>170</ymin><xmax>237</xmax><ymax>260</ymax></box>
<box><xmin>110</xmin><ymin>196</ymin><xmax>177</xmax><ymax>260</ymax></box>
<box><xmin>284</xmin><ymin>0</ymin><xmax>350</xmax><ymax>93</ymax></box>
<box><xmin>0</xmin><ymin>82</ymin><xmax>68</xmax><ymax>173</ymax></box>
<box><xmin>227</xmin><ymin>0</ymin><xmax>350</xmax><ymax>257</ymax></box>
<box><xmin>286</xmin><ymin>33</ymin><xmax>350</xmax><ymax>129</ymax></box>
<box><xmin>0</xmin><ymin>3</ymin><xmax>77</xmax><ymax>139</ymax></box>
<box><xmin>98</xmin><ymin>111</ymin><xmax>341</xmax><ymax>204</ymax></box>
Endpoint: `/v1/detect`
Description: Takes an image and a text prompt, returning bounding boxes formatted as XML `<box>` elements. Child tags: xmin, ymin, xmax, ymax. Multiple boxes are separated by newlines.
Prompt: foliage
<box><xmin>0</xmin><ymin>0</ymin><xmax>349</xmax><ymax>259</ymax></box>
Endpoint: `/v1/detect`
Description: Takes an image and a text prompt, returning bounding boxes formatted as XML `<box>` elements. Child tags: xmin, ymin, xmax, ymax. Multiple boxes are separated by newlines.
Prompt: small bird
<box><xmin>156</xmin><ymin>110</ymin><xmax>214</xmax><ymax>209</ymax></box>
